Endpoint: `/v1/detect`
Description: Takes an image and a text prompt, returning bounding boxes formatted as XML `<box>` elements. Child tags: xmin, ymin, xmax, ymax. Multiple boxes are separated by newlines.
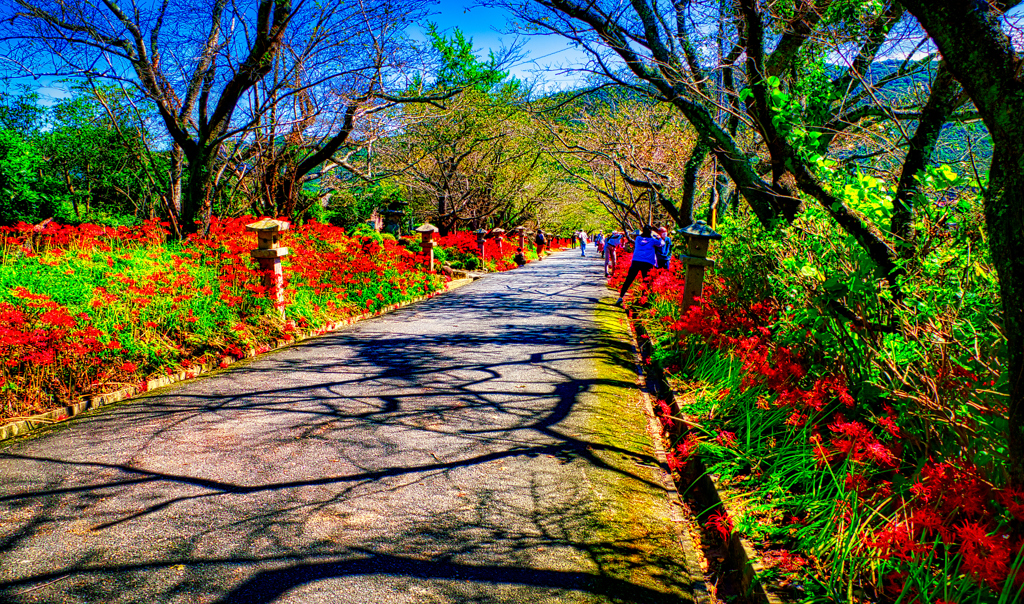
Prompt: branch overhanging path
<box><xmin>0</xmin><ymin>251</ymin><xmax>695</xmax><ymax>604</ymax></box>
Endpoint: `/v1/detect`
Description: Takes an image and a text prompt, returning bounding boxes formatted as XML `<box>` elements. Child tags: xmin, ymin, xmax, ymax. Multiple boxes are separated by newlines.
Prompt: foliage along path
<box><xmin>0</xmin><ymin>249</ymin><xmax>695</xmax><ymax>604</ymax></box>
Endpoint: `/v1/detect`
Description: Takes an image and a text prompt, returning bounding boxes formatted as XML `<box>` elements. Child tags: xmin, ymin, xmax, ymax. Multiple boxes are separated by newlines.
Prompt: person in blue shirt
<box><xmin>616</xmin><ymin>225</ymin><xmax>663</xmax><ymax>305</ymax></box>
<box><xmin>654</xmin><ymin>226</ymin><xmax>673</xmax><ymax>270</ymax></box>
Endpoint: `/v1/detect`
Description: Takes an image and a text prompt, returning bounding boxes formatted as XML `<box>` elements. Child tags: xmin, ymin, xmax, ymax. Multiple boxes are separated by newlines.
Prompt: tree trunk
<box><xmin>891</xmin><ymin>62</ymin><xmax>963</xmax><ymax>256</ymax></box>
<box><xmin>169</xmin><ymin>145</ymin><xmax>184</xmax><ymax>217</ymax></box>
<box><xmin>437</xmin><ymin>189</ymin><xmax>450</xmax><ymax>236</ymax></box>
<box><xmin>182</xmin><ymin>150</ymin><xmax>215</xmax><ymax>235</ymax></box>
<box><xmin>275</xmin><ymin>172</ymin><xmax>301</xmax><ymax>219</ymax></box>
<box><xmin>707</xmin><ymin>171</ymin><xmax>730</xmax><ymax>227</ymax></box>
<box><xmin>985</xmin><ymin>148</ymin><xmax>1024</xmax><ymax>485</ymax></box>
<box><xmin>677</xmin><ymin>143</ymin><xmax>708</xmax><ymax>226</ymax></box>
<box><xmin>900</xmin><ymin>0</ymin><xmax>1024</xmax><ymax>486</ymax></box>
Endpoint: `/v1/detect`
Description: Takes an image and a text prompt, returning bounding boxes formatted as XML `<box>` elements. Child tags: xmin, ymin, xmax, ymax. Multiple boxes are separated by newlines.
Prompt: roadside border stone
<box><xmin>0</xmin><ymin>277</ymin><xmax>476</xmax><ymax>443</ymax></box>
<box><xmin>629</xmin><ymin>316</ymin><xmax>783</xmax><ymax>604</ymax></box>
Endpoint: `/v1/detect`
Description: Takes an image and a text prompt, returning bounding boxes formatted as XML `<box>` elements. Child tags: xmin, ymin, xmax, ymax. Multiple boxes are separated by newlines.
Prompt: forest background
<box><xmin>1</xmin><ymin>0</ymin><xmax>1024</xmax><ymax>601</ymax></box>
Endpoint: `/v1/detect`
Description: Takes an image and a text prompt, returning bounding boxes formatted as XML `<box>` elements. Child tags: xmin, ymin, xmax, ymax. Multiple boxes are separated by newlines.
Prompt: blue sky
<box><xmin>413</xmin><ymin>1</ymin><xmax>587</xmax><ymax>89</ymax></box>
<box><xmin>18</xmin><ymin>1</ymin><xmax>587</xmax><ymax>103</ymax></box>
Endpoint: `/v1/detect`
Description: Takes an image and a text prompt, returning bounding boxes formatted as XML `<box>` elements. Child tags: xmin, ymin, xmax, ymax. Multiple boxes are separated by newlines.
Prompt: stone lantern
<box><xmin>678</xmin><ymin>220</ymin><xmax>723</xmax><ymax>312</ymax></box>
<box><xmin>246</xmin><ymin>218</ymin><xmax>290</xmax><ymax>320</ymax></box>
<box><xmin>490</xmin><ymin>227</ymin><xmax>505</xmax><ymax>259</ymax></box>
<box><xmin>416</xmin><ymin>223</ymin><xmax>439</xmax><ymax>272</ymax></box>
<box><xmin>381</xmin><ymin>199</ymin><xmax>408</xmax><ymax>235</ymax></box>
<box><xmin>474</xmin><ymin>229</ymin><xmax>488</xmax><ymax>259</ymax></box>
<box><xmin>513</xmin><ymin>226</ymin><xmax>526</xmax><ymax>252</ymax></box>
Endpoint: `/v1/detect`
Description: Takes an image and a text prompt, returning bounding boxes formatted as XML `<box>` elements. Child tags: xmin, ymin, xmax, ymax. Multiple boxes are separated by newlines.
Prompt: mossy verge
<box><xmin>557</xmin><ymin>297</ymin><xmax>700</xmax><ymax>602</ymax></box>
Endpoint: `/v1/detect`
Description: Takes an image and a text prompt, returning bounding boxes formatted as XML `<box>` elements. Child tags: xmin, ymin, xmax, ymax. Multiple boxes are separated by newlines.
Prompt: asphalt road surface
<box><xmin>0</xmin><ymin>250</ymin><xmax>695</xmax><ymax>604</ymax></box>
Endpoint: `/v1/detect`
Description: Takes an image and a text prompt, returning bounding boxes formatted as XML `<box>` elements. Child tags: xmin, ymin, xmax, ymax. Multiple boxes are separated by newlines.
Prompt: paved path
<box><xmin>0</xmin><ymin>250</ymin><xmax>695</xmax><ymax>604</ymax></box>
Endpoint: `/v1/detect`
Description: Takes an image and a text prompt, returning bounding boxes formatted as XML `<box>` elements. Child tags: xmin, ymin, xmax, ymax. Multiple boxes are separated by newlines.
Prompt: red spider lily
<box><xmin>707</xmin><ymin>509</ymin><xmax>733</xmax><ymax>543</ymax></box>
<box><xmin>957</xmin><ymin>521</ymin><xmax>1014</xmax><ymax>589</ymax></box>
<box><xmin>654</xmin><ymin>399</ymin><xmax>674</xmax><ymax>428</ymax></box>
<box><xmin>760</xmin><ymin>550</ymin><xmax>808</xmax><ymax>574</ymax></box>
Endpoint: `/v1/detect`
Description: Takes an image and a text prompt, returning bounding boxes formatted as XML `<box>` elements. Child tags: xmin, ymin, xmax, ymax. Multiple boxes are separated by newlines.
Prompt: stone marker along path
<box><xmin>0</xmin><ymin>250</ymin><xmax>696</xmax><ymax>604</ymax></box>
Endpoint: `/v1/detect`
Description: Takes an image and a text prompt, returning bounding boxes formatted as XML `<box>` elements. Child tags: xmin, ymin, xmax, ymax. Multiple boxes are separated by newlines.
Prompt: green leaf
<box><xmin>799</xmin><ymin>264</ymin><xmax>823</xmax><ymax>280</ymax></box>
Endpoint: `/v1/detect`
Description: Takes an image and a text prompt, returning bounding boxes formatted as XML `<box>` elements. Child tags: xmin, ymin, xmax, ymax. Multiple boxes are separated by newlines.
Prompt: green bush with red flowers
<box><xmin>614</xmin><ymin>197</ymin><xmax>1020</xmax><ymax>602</ymax></box>
<box><xmin>434</xmin><ymin>231</ymin><xmax>546</xmax><ymax>272</ymax></box>
<box><xmin>0</xmin><ymin>217</ymin><xmax>445</xmax><ymax>422</ymax></box>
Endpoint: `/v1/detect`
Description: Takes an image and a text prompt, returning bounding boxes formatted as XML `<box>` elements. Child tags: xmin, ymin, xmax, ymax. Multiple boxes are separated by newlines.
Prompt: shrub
<box><xmin>0</xmin><ymin>130</ymin><xmax>54</xmax><ymax>225</ymax></box>
<box><xmin>618</xmin><ymin>196</ymin><xmax>1017</xmax><ymax>602</ymax></box>
<box><xmin>0</xmin><ymin>217</ymin><xmax>444</xmax><ymax>420</ymax></box>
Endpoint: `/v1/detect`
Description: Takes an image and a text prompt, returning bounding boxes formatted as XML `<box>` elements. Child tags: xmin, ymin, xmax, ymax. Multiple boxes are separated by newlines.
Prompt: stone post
<box><xmin>416</xmin><ymin>223</ymin><xmax>439</xmax><ymax>272</ymax></box>
<box><xmin>514</xmin><ymin>226</ymin><xmax>525</xmax><ymax>253</ymax></box>
<box><xmin>678</xmin><ymin>220</ymin><xmax>723</xmax><ymax>313</ymax></box>
<box><xmin>246</xmin><ymin>218</ymin><xmax>291</xmax><ymax>321</ymax></box>
<box><xmin>490</xmin><ymin>228</ymin><xmax>505</xmax><ymax>261</ymax></box>
<box><xmin>474</xmin><ymin>229</ymin><xmax>488</xmax><ymax>261</ymax></box>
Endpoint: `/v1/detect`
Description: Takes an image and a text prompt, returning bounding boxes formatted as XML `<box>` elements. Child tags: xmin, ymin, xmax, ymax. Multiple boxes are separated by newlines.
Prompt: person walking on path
<box><xmin>578</xmin><ymin>230</ymin><xmax>589</xmax><ymax>257</ymax></box>
<box><xmin>604</xmin><ymin>231</ymin><xmax>623</xmax><ymax>277</ymax></box>
<box><xmin>594</xmin><ymin>231</ymin><xmax>604</xmax><ymax>255</ymax></box>
<box><xmin>615</xmin><ymin>225</ymin><xmax>662</xmax><ymax>306</ymax></box>
<box><xmin>655</xmin><ymin>226</ymin><xmax>673</xmax><ymax>270</ymax></box>
<box><xmin>534</xmin><ymin>229</ymin><xmax>547</xmax><ymax>260</ymax></box>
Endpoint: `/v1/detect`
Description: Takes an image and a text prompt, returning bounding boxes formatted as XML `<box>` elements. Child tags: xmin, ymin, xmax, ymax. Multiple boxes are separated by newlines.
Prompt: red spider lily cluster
<box><xmin>610</xmin><ymin>254</ymin><xmax>1023</xmax><ymax>598</ymax></box>
<box><xmin>0</xmin><ymin>218</ymin><xmax>449</xmax><ymax>421</ymax></box>
<box><xmin>663</xmin><ymin>431</ymin><xmax>699</xmax><ymax>472</ymax></box>
<box><xmin>183</xmin><ymin>217</ymin><xmax>441</xmax><ymax>317</ymax></box>
<box><xmin>435</xmin><ymin>231</ymin><xmax>480</xmax><ymax>256</ymax></box>
<box><xmin>0</xmin><ymin>288</ymin><xmax>110</xmax><ymax>412</ymax></box>
<box><xmin>1</xmin><ymin>220</ymin><xmax>166</xmax><ymax>254</ymax></box>
<box><xmin>867</xmin><ymin>461</ymin><xmax>1024</xmax><ymax>592</ymax></box>
<box><xmin>434</xmin><ymin>230</ymin><xmax>568</xmax><ymax>272</ymax></box>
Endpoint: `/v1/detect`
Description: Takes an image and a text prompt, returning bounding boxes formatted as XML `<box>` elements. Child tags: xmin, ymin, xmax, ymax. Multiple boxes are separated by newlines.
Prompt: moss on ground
<box><xmin>561</xmin><ymin>297</ymin><xmax>696</xmax><ymax>602</ymax></box>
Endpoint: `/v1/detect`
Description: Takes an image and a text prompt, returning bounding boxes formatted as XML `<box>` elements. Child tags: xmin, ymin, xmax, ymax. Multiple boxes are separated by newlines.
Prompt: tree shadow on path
<box><xmin>0</xmin><ymin>253</ymin><xmax>691</xmax><ymax>603</ymax></box>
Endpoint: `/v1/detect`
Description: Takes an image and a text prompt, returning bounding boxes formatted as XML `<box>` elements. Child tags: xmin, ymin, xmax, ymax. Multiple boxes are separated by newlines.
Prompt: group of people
<box><xmin>573</xmin><ymin>226</ymin><xmax>675</xmax><ymax>305</ymax></box>
<box><xmin>613</xmin><ymin>225</ymin><xmax>673</xmax><ymax>306</ymax></box>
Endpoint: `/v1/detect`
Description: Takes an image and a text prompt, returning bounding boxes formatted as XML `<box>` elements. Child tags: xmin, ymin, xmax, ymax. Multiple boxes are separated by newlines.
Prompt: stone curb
<box><xmin>0</xmin><ymin>277</ymin><xmax>477</xmax><ymax>443</ymax></box>
<box><xmin>619</xmin><ymin>303</ymin><xmax>713</xmax><ymax>604</ymax></box>
<box><xmin>629</xmin><ymin>317</ymin><xmax>782</xmax><ymax>604</ymax></box>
